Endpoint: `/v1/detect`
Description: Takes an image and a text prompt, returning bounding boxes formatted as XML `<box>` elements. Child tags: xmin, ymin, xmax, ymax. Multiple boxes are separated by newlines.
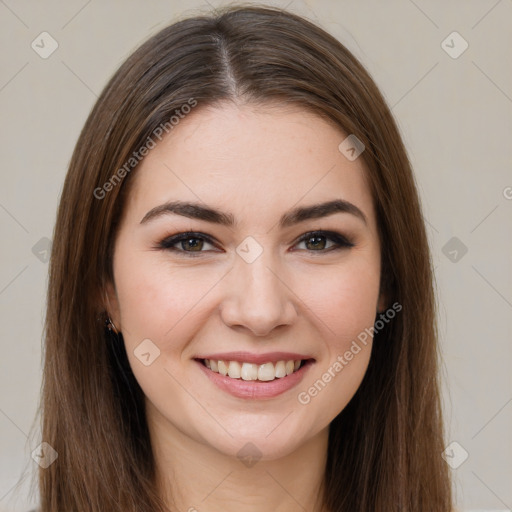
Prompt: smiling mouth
<box><xmin>196</xmin><ymin>358</ymin><xmax>312</xmax><ymax>381</ymax></box>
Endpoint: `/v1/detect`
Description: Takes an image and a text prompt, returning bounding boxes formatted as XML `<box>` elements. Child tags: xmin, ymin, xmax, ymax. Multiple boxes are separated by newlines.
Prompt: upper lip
<box><xmin>195</xmin><ymin>351</ymin><xmax>314</xmax><ymax>365</ymax></box>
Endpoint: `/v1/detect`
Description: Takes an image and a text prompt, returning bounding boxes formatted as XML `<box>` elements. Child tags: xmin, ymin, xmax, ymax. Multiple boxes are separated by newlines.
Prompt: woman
<box><xmin>38</xmin><ymin>4</ymin><xmax>453</xmax><ymax>511</ymax></box>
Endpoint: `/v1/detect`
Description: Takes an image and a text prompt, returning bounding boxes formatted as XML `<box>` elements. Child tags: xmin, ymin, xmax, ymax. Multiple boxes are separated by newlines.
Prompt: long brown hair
<box><xmin>39</xmin><ymin>4</ymin><xmax>452</xmax><ymax>511</ymax></box>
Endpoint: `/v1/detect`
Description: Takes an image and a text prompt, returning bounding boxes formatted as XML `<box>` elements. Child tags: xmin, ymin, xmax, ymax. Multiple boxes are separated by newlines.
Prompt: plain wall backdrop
<box><xmin>0</xmin><ymin>1</ymin><xmax>511</xmax><ymax>511</ymax></box>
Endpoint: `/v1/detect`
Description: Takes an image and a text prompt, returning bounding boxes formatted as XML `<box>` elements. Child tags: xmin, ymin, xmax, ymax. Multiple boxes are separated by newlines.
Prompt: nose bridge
<box><xmin>241</xmin><ymin>251</ymin><xmax>281</xmax><ymax>300</ymax></box>
<box><xmin>220</xmin><ymin>245</ymin><xmax>297</xmax><ymax>335</ymax></box>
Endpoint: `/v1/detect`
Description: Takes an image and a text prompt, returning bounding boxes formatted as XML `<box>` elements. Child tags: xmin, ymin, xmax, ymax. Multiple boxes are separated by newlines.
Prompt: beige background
<box><xmin>0</xmin><ymin>1</ymin><xmax>511</xmax><ymax>511</ymax></box>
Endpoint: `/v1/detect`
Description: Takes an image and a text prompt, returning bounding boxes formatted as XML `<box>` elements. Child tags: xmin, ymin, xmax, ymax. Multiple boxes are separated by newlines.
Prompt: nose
<box><xmin>219</xmin><ymin>250</ymin><xmax>298</xmax><ymax>337</ymax></box>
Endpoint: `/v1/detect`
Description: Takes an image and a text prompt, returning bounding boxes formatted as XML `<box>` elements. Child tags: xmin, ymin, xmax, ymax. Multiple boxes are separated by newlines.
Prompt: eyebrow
<box><xmin>140</xmin><ymin>199</ymin><xmax>367</xmax><ymax>228</ymax></box>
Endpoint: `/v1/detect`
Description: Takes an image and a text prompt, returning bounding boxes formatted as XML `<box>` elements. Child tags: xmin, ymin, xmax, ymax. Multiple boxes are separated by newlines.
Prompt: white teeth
<box><xmin>217</xmin><ymin>360</ymin><xmax>228</xmax><ymax>376</ymax></box>
<box><xmin>274</xmin><ymin>360</ymin><xmax>286</xmax><ymax>378</ymax></box>
<box><xmin>203</xmin><ymin>358</ymin><xmax>304</xmax><ymax>381</ymax></box>
<box><xmin>240</xmin><ymin>362</ymin><xmax>258</xmax><ymax>381</ymax></box>
<box><xmin>258</xmin><ymin>362</ymin><xmax>275</xmax><ymax>381</ymax></box>
<box><xmin>228</xmin><ymin>361</ymin><xmax>241</xmax><ymax>378</ymax></box>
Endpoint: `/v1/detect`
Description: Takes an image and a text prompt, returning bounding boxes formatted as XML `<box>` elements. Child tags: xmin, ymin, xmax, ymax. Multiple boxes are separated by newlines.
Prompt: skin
<box><xmin>107</xmin><ymin>102</ymin><xmax>386</xmax><ymax>512</ymax></box>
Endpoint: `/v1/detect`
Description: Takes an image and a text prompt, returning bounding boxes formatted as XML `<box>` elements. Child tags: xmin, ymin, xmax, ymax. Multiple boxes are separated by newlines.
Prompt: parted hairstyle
<box><xmin>38</xmin><ymin>4</ymin><xmax>453</xmax><ymax>511</ymax></box>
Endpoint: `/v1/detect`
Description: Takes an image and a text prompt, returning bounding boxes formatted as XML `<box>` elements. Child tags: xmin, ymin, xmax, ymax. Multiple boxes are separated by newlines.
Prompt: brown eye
<box><xmin>304</xmin><ymin>234</ymin><xmax>328</xmax><ymax>250</ymax></box>
<box><xmin>158</xmin><ymin>232</ymin><xmax>217</xmax><ymax>255</ymax></box>
<box><xmin>180</xmin><ymin>237</ymin><xmax>204</xmax><ymax>251</ymax></box>
<box><xmin>294</xmin><ymin>231</ymin><xmax>354</xmax><ymax>252</ymax></box>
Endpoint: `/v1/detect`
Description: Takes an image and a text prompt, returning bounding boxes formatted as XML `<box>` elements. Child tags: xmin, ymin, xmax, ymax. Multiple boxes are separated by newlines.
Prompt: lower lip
<box><xmin>195</xmin><ymin>359</ymin><xmax>314</xmax><ymax>399</ymax></box>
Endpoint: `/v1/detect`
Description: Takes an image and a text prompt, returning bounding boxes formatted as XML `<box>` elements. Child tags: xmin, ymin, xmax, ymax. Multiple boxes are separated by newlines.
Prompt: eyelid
<box><xmin>293</xmin><ymin>230</ymin><xmax>354</xmax><ymax>249</ymax></box>
<box><xmin>157</xmin><ymin>231</ymin><xmax>219</xmax><ymax>255</ymax></box>
<box><xmin>157</xmin><ymin>229</ymin><xmax>354</xmax><ymax>255</ymax></box>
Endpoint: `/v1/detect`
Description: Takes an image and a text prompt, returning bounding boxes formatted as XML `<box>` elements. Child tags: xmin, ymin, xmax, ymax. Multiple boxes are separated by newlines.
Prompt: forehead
<box><xmin>123</xmin><ymin>102</ymin><xmax>376</xmax><ymax>229</ymax></box>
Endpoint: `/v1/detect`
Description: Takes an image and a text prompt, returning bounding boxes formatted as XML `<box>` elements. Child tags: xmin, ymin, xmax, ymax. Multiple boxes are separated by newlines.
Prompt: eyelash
<box><xmin>157</xmin><ymin>230</ymin><xmax>354</xmax><ymax>257</ymax></box>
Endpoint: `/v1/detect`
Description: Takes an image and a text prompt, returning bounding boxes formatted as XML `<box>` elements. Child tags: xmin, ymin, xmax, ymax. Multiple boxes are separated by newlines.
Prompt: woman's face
<box><xmin>108</xmin><ymin>102</ymin><xmax>385</xmax><ymax>460</ymax></box>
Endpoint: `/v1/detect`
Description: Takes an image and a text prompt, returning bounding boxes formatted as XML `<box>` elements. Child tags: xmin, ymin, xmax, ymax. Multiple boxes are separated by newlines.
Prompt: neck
<box><xmin>147</xmin><ymin>402</ymin><xmax>329</xmax><ymax>512</ymax></box>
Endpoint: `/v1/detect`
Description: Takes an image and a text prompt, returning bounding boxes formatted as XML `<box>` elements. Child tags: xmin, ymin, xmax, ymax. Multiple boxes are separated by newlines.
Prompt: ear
<box><xmin>103</xmin><ymin>280</ymin><xmax>121</xmax><ymax>330</ymax></box>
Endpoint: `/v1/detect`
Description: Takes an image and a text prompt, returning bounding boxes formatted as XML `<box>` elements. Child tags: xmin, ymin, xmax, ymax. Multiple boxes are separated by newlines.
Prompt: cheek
<box><xmin>117</xmin><ymin>270</ymin><xmax>173</xmax><ymax>341</ymax></box>
<box><xmin>292</xmin><ymin>256</ymin><xmax>380</xmax><ymax>419</ymax></box>
<box><xmin>114</xmin><ymin>250</ymin><xmax>223</xmax><ymax>351</ymax></box>
<box><xmin>113</xmin><ymin>256</ymin><xmax>221</xmax><ymax>420</ymax></box>
<box><xmin>297</xmin><ymin>256</ymin><xmax>381</xmax><ymax>344</ymax></box>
